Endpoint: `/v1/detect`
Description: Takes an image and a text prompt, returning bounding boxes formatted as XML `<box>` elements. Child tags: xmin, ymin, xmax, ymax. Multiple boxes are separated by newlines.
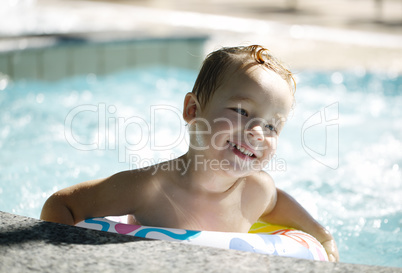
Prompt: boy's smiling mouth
<box><xmin>227</xmin><ymin>140</ymin><xmax>256</xmax><ymax>158</ymax></box>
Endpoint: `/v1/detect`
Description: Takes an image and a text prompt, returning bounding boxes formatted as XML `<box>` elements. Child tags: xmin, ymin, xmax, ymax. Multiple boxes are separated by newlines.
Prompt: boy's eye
<box><xmin>265</xmin><ymin>124</ymin><xmax>277</xmax><ymax>133</ymax></box>
<box><xmin>233</xmin><ymin>108</ymin><xmax>248</xmax><ymax>116</ymax></box>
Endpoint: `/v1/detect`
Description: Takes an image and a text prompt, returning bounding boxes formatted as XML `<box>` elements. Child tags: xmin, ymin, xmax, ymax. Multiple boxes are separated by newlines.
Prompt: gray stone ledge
<box><xmin>1</xmin><ymin>212</ymin><xmax>400</xmax><ymax>272</ymax></box>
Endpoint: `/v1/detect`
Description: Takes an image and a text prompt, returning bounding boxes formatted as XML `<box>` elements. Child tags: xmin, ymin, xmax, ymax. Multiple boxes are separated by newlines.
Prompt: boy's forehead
<box><xmin>220</xmin><ymin>64</ymin><xmax>289</xmax><ymax>98</ymax></box>
<box><xmin>211</xmin><ymin>64</ymin><xmax>293</xmax><ymax>114</ymax></box>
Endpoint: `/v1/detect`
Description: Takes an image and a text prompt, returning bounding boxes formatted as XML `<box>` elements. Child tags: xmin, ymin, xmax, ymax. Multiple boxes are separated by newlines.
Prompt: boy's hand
<box><xmin>321</xmin><ymin>237</ymin><xmax>339</xmax><ymax>262</ymax></box>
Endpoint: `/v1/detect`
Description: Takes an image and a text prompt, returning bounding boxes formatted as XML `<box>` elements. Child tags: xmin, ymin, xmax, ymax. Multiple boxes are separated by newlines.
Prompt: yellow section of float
<box><xmin>248</xmin><ymin>220</ymin><xmax>294</xmax><ymax>234</ymax></box>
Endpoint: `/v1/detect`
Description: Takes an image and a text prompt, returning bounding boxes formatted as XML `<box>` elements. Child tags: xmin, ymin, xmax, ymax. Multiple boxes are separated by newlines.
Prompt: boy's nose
<box><xmin>246</xmin><ymin>125</ymin><xmax>264</xmax><ymax>142</ymax></box>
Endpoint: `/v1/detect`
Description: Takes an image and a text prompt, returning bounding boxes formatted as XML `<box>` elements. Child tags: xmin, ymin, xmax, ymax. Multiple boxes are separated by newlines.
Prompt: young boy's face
<box><xmin>192</xmin><ymin>63</ymin><xmax>293</xmax><ymax>177</ymax></box>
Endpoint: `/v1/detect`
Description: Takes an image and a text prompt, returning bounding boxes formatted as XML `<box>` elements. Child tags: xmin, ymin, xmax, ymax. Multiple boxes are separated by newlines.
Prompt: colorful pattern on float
<box><xmin>76</xmin><ymin>218</ymin><xmax>328</xmax><ymax>261</ymax></box>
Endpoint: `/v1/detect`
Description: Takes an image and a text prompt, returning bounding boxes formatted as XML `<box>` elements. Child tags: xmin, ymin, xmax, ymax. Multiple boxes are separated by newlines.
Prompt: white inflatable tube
<box><xmin>76</xmin><ymin>217</ymin><xmax>328</xmax><ymax>261</ymax></box>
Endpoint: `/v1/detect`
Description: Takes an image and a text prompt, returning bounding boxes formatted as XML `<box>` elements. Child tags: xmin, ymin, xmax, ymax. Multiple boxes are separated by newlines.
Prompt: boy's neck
<box><xmin>174</xmin><ymin>153</ymin><xmax>242</xmax><ymax>195</ymax></box>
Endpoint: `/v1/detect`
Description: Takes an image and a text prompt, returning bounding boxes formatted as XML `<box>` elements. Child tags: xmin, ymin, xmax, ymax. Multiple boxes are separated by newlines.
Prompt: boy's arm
<box><xmin>40</xmin><ymin>171</ymin><xmax>140</xmax><ymax>225</ymax></box>
<box><xmin>261</xmin><ymin>188</ymin><xmax>339</xmax><ymax>262</ymax></box>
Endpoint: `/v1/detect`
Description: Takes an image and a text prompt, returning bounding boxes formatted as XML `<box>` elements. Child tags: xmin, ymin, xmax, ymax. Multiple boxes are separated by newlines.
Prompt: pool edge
<box><xmin>1</xmin><ymin>211</ymin><xmax>400</xmax><ymax>273</ymax></box>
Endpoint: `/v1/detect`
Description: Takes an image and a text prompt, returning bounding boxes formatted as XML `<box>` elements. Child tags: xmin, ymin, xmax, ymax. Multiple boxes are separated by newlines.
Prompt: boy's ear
<box><xmin>183</xmin><ymin>92</ymin><xmax>201</xmax><ymax>124</ymax></box>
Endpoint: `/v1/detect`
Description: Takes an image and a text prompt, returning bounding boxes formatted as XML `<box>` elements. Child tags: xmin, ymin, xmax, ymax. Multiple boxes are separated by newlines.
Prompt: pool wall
<box><xmin>0</xmin><ymin>36</ymin><xmax>206</xmax><ymax>81</ymax></box>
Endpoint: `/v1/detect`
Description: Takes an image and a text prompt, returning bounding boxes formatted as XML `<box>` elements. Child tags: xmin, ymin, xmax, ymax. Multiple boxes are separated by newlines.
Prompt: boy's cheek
<box><xmin>254</xmin><ymin>136</ymin><xmax>278</xmax><ymax>152</ymax></box>
<box><xmin>268</xmin><ymin>136</ymin><xmax>279</xmax><ymax>151</ymax></box>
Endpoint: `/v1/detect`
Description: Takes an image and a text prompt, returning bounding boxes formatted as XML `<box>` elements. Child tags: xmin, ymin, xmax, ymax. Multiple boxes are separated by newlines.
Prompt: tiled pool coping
<box><xmin>0</xmin><ymin>212</ymin><xmax>400</xmax><ymax>273</ymax></box>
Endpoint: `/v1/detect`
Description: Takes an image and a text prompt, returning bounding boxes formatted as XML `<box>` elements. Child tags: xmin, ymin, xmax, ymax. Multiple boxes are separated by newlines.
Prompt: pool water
<box><xmin>0</xmin><ymin>66</ymin><xmax>401</xmax><ymax>267</ymax></box>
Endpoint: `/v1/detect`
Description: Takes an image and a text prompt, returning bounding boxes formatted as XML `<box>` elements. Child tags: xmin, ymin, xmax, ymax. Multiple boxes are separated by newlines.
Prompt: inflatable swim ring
<box><xmin>76</xmin><ymin>217</ymin><xmax>328</xmax><ymax>261</ymax></box>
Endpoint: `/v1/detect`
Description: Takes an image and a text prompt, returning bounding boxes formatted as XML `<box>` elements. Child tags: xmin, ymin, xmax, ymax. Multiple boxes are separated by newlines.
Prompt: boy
<box><xmin>41</xmin><ymin>45</ymin><xmax>339</xmax><ymax>262</ymax></box>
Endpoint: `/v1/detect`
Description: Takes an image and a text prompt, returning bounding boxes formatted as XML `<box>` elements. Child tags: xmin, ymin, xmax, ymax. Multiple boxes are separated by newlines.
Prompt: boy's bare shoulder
<box><xmin>115</xmin><ymin>165</ymin><xmax>160</xmax><ymax>187</ymax></box>
<box><xmin>244</xmin><ymin>171</ymin><xmax>276</xmax><ymax>215</ymax></box>
<box><xmin>97</xmin><ymin>165</ymin><xmax>160</xmax><ymax>202</ymax></box>
<box><xmin>104</xmin><ymin>165</ymin><xmax>162</xmax><ymax>207</ymax></box>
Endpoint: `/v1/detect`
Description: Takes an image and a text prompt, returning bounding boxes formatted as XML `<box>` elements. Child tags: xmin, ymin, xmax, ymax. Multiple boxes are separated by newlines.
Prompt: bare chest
<box><xmin>134</xmin><ymin>186</ymin><xmax>261</xmax><ymax>232</ymax></box>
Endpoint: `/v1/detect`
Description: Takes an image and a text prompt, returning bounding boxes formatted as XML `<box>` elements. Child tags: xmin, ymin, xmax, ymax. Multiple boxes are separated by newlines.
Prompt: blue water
<box><xmin>0</xmin><ymin>67</ymin><xmax>401</xmax><ymax>267</ymax></box>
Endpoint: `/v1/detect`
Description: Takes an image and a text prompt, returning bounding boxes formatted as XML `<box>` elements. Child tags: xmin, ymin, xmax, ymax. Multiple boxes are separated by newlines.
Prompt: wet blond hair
<box><xmin>191</xmin><ymin>45</ymin><xmax>296</xmax><ymax>108</ymax></box>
